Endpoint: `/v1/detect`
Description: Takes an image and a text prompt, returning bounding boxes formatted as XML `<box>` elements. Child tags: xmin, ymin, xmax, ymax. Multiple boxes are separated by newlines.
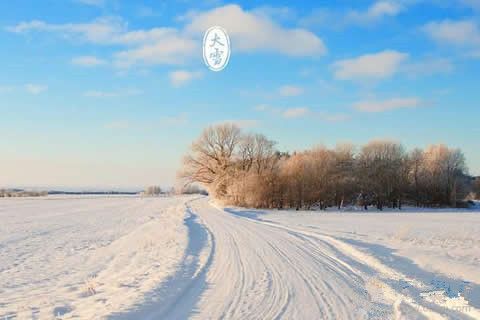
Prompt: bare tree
<box><xmin>332</xmin><ymin>143</ymin><xmax>356</xmax><ymax>209</ymax></box>
<box><xmin>180</xmin><ymin>123</ymin><xmax>241</xmax><ymax>199</ymax></box>
<box><xmin>144</xmin><ymin>186</ymin><xmax>162</xmax><ymax>196</ymax></box>
<box><xmin>422</xmin><ymin>144</ymin><xmax>467</xmax><ymax>206</ymax></box>
<box><xmin>473</xmin><ymin>178</ymin><xmax>480</xmax><ymax>200</ymax></box>
<box><xmin>357</xmin><ymin>140</ymin><xmax>406</xmax><ymax>210</ymax></box>
<box><xmin>180</xmin><ymin>125</ymin><xmax>471</xmax><ymax>209</ymax></box>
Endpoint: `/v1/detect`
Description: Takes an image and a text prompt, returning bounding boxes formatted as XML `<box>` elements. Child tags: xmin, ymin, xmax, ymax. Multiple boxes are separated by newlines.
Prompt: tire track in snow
<box><xmin>136</xmin><ymin>197</ymin><xmax>478</xmax><ymax>319</ymax></box>
<box><xmin>220</xmin><ymin>206</ymin><xmax>478</xmax><ymax>320</ymax></box>
<box><xmin>187</xmin><ymin>198</ymin><xmax>381</xmax><ymax>319</ymax></box>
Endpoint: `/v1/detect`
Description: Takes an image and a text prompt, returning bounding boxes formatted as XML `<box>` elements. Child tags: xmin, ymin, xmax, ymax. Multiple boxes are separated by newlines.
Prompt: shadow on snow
<box><xmin>109</xmin><ymin>206</ymin><xmax>215</xmax><ymax>320</ymax></box>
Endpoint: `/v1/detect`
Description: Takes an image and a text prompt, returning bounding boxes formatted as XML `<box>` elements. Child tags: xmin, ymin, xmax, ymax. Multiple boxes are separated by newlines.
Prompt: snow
<box><xmin>1</xmin><ymin>195</ymin><xmax>479</xmax><ymax>319</ymax></box>
<box><xmin>0</xmin><ymin>195</ymin><xmax>193</xmax><ymax>319</ymax></box>
<box><xmin>216</xmin><ymin>203</ymin><xmax>480</xmax><ymax>319</ymax></box>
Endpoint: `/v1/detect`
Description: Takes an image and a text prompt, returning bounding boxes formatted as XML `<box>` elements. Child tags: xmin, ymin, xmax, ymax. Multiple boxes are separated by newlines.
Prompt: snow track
<box><xmin>185</xmin><ymin>198</ymin><xmax>380</xmax><ymax>319</ymax></box>
<box><xmin>182</xmin><ymin>197</ymin><xmax>479</xmax><ymax>320</ymax></box>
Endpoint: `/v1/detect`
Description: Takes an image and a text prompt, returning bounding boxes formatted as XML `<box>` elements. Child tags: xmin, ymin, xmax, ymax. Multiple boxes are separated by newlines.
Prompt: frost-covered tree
<box><xmin>180</xmin><ymin>125</ymin><xmax>470</xmax><ymax>209</ymax></box>
<box><xmin>180</xmin><ymin>123</ymin><xmax>241</xmax><ymax>199</ymax></box>
<box><xmin>144</xmin><ymin>186</ymin><xmax>162</xmax><ymax>196</ymax></box>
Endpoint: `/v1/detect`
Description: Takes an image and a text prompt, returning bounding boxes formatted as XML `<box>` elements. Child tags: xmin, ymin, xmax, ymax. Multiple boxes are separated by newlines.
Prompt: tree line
<box><xmin>180</xmin><ymin>123</ymin><xmax>475</xmax><ymax>210</ymax></box>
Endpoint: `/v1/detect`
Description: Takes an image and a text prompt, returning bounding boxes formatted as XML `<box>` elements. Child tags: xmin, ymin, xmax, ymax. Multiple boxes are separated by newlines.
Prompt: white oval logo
<box><xmin>203</xmin><ymin>26</ymin><xmax>230</xmax><ymax>72</ymax></box>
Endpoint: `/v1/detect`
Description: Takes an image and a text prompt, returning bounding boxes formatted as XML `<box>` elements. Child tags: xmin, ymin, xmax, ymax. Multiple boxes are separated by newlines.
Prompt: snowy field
<box><xmin>0</xmin><ymin>195</ymin><xmax>195</xmax><ymax>319</ymax></box>
<box><xmin>1</xmin><ymin>196</ymin><xmax>479</xmax><ymax>319</ymax></box>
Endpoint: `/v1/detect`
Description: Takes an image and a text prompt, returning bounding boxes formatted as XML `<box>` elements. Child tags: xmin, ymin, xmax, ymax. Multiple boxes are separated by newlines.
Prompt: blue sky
<box><xmin>1</xmin><ymin>0</ymin><xmax>479</xmax><ymax>189</ymax></box>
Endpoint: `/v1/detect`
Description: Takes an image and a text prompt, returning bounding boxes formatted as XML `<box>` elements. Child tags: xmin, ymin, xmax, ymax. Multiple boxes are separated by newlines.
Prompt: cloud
<box><xmin>6</xmin><ymin>18</ymin><xmax>197</xmax><ymax>67</ymax></box>
<box><xmin>332</xmin><ymin>50</ymin><xmax>408</xmax><ymax>80</ymax></box>
<box><xmin>168</xmin><ymin>70</ymin><xmax>203</xmax><ymax>87</ymax></box>
<box><xmin>300</xmin><ymin>1</ymin><xmax>403</xmax><ymax>29</ymax></box>
<box><xmin>422</xmin><ymin>19</ymin><xmax>480</xmax><ymax>47</ymax></box>
<box><xmin>84</xmin><ymin>88</ymin><xmax>142</xmax><ymax>97</ymax></box>
<box><xmin>254</xmin><ymin>104</ymin><xmax>270</xmax><ymax>112</ymax></box>
<box><xmin>299</xmin><ymin>9</ymin><xmax>333</xmax><ymax>28</ymax></box>
<box><xmin>136</xmin><ymin>6</ymin><xmax>159</xmax><ymax>17</ymax></box>
<box><xmin>468</xmin><ymin>49</ymin><xmax>480</xmax><ymax>58</ymax></box>
<box><xmin>7</xmin><ymin>17</ymin><xmax>127</xmax><ymax>44</ymax></box>
<box><xmin>161</xmin><ymin>112</ymin><xmax>189</xmax><ymax>126</ymax></box>
<box><xmin>71</xmin><ymin>55</ymin><xmax>106</xmax><ymax>67</ymax></box>
<box><xmin>6</xmin><ymin>17</ymin><xmax>189</xmax><ymax>47</ymax></box>
<box><xmin>114</xmin><ymin>32</ymin><xmax>198</xmax><ymax>67</ymax></box>
<box><xmin>256</xmin><ymin>104</ymin><xmax>348</xmax><ymax>122</ymax></box>
<box><xmin>345</xmin><ymin>1</ymin><xmax>404</xmax><ymax>25</ymax></box>
<box><xmin>318</xmin><ymin>112</ymin><xmax>350</xmax><ymax>122</ymax></box>
<box><xmin>185</xmin><ymin>4</ymin><xmax>326</xmax><ymax>56</ymax></box>
<box><xmin>282</xmin><ymin>107</ymin><xmax>309</xmax><ymax>118</ymax></box>
<box><xmin>252</xmin><ymin>6</ymin><xmax>297</xmax><ymax>21</ymax></box>
<box><xmin>104</xmin><ymin>120</ymin><xmax>129</xmax><ymax>130</ymax></box>
<box><xmin>25</xmin><ymin>84</ymin><xmax>48</xmax><ymax>94</ymax></box>
<box><xmin>460</xmin><ymin>0</ymin><xmax>480</xmax><ymax>10</ymax></box>
<box><xmin>75</xmin><ymin>0</ymin><xmax>105</xmax><ymax>6</ymax></box>
<box><xmin>218</xmin><ymin>119</ymin><xmax>260</xmax><ymax>128</ymax></box>
<box><xmin>353</xmin><ymin>97</ymin><xmax>421</xmax><ymax>112</ymax></box>
<box><xmin>278</xmin><ymin>85</ymin><xmax>304</xmax><ymax>97</ymax></box>
<box><xmin>8</xmin><ymin>4</ymin><xmax>326</xmax><ymax>68</ymax></box>
<box><xmin>422</xmin><ymin>19</ymin><xmax>480</xmax><ymax>58</ymax></box>
<box><xmin>0</xmin><ymin>85</ymin><xmax>14</xmax><ymax>93</ymax></box>
<box><xmin>403</xmin><ymin>57</ymin><xmax>454</xmax><ymax>76</ymax></box>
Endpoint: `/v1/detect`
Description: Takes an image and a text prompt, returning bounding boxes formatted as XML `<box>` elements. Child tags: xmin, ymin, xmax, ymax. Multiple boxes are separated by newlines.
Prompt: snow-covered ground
<box><xmin>0</xmin><ymin>195</ymin><xmax>195</xmax><ymax>319</ymax></box>
<box><xmin>1</xmin><ymin>196</ymin><xmax>479</xmax><ymax>319</ymax></box>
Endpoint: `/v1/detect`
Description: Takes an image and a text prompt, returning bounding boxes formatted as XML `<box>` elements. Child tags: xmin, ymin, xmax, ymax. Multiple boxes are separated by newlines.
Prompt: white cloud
<box><xmin>332</xmin><ymin>50</ymin><xmax>408</xmax><ymax>80</ymax></box>
<box><xmin>252</xmin><ymin>6</ymin><xmax>297</xmax><ymax>22</ymax></box>
<box><xmin>71</xmin><ymin>55</ymin><xmax>106</xmax><ymax>67</ymax></box>
<box><xmin>114</xmin><ymin>34</ymin><xmax>197</xmax><ymax>67</ymax></box>
<box><xmin>403</xmin><ymin>57</ymin><xmax>454</xmax><ymax>76</ymax></box>
<box><xmin>460</xmin><ymin>0</ymin><xmax>480</xmax><ymax>10</ymax></box>
<box><xmin>256</xmin><ymin>104</ymin><xmax>349</xmax><ymax>122</ymax></box>
<box><xmin>75</xmin><ymin>0</ymin><xmax>105</xmax><ymax>6</ymax></box>
<box><xmin>185</xmin><ymin>4</ymin><xmax>326</xmax><ymax>56</ymax></box>
<box><xmin>7</xmin><ymin>17</ymin><xmax>188</xmax><ymax>47</ymax></box>
<box><xmin>218</xmin><ymin>119</ymin><xmax>260</xmax><ymax>128</ymax></box>
<box><xmin>282</xmin><ymin>107</ymin><xmax>310</xmax><ymax>118</ymax></box>
<box><xmin>137</xmin><ymin>6</ymin><xmax>159</xmax><ymax>18</ymax></box>
<box><xmin>300</xmin><ymin>1</ymin><xmax>403</xmax><ymax>29</ymax></box>
<box><xmin>278</xmin><ymin>85</ymin><xmax>304</xmax><ymax>97</ymax></box>
<box><xmin>345</xmin><ymin>1</ymin><xmax>404</xmax><ymax>25</ymax></box>
<box><xmin>299</xmin><ymin>9</ymin><xmax>333</xmax><ymax>28</ymax></box>
<box><xmin>84</xmin><ymin>88</ymin><xmax>142</xmax><ymax>97</ymax></box>
<box><xmin>104</xmin><ymin>120</ymin><xmax>130</xmax><ymax>130</ymax></box>
<box><xmin>8</xmin><ymin>4</ymin><xmax>326</xmax><ymax>68</ymax></box>
<box><xmin>169</xmin><ymin>70</ymin><xmax>203</xmax><ymax>87</ymax></box>
<box><xmin>468</xmin><ymin>49</ymin><xmax>480</xmax><ymax>58</ymax></box>
<box><xmin>6</xmin><ymin>19</ymin><xmax>199</xmax><ymax>67</ymax></box>
<box><xmin>422</xmin><ymin>19</ymin><xmax>480</xmax><ymax>47</ymax></box>
<box><xmin>317</xmin><ymin>112</ymin><xmax>350</xmax><ymax>122</ymax></box>
<box><xmin>161</xmin><ymin>112</ymin><xmax>189</xmax><ymax>126</ymax></box>
<box><xmin>7</xmin><ymin>17</ymin><xmax>127</xmax><ymax>44</ymax></box>
<box><xmin>353</xmin><ymin>97</ymin><xmax>421</xmax><ymax>112</ymax></box>
<box><xmin>25</xmin><ymin>84</ymin><xmax>48</xmax><ymax>94</ymax></box>
<box><xmin>254</xmin><ymin>104</ymin><xmax>270</xmax><ymax>112</ymax></box>
<box><xmin>0</xmin><ymin>85</ymin><xmax>14</xmax><ymax>93</ymax></box>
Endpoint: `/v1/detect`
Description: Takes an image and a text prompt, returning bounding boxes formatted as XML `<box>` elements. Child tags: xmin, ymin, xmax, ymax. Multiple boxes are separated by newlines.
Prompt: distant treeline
<box><xmin>0</xmin><ymin>189</ymin><xmax>48</xmax><ymax>197</ymax></box>
<box><xmin>0</xmin><ymin>190</ymin><xmax>140</xmax><ymax>197</ymax></box>
<box><xmin>180</xmin><ymin>124</ymin><xmax>477</xmax><ymax>210</ymax></box>
<box><xmin>48</xmin><ymin>191</ymin><xmax>140</xmax><ymax>195</ymax></box>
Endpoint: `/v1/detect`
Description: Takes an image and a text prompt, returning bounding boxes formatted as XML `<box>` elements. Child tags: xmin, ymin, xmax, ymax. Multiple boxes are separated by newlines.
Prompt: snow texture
<box><xmin>1</xmin><ymin>196</ymin><xmax>479</xmax><ymax>319</ymax></box>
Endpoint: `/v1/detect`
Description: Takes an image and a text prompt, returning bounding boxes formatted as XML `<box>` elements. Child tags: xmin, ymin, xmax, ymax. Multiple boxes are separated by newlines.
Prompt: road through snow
<box><xmin>2</xmin><ymin>196</ymin><xmax>478</xmax><ymax>319</ymax></box>
<box><xmin>175</xmin><ymin>197</ymin><xmax>479</xmax><ymax>320</ymax></box>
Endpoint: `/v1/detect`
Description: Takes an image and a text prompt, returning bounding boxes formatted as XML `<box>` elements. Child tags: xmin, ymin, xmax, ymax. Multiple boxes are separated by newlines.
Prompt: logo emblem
<box><xmin>203</xmin><ymin>26</ymin><xmax>230</xmax><ymax>72</ymax></box>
